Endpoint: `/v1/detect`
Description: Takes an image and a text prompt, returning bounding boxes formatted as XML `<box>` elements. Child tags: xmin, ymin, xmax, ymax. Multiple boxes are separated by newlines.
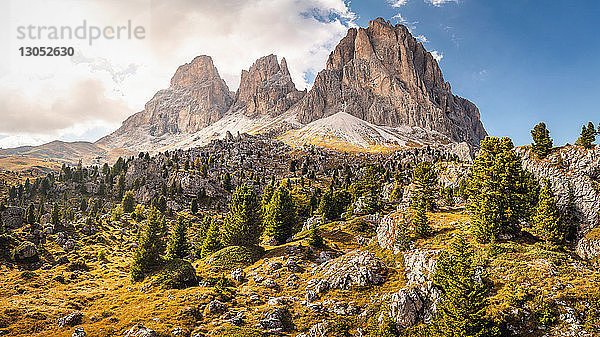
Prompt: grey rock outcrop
<box><xmin>382</xmin><ymin>249</ymin><xmax>440</xmax><ymax>328</ymax></box>
<box><xmin>1</xmin><ymin>206</ymin><xmax>24</xmax><ymax>229</ymax></box>
<box><xmin>312</xmin><ymin>249</ymin><xmax>387</xmax><ymax>290</ymax></box>
<box><xmin>289</xmin><ymin>18</ymin><xmax>487</xmax><ymax>146</ymax></box>
<box><xmin>517</xmin><ymin>146</ymin><xmax>600</xmax><ymax>238</ymax></box>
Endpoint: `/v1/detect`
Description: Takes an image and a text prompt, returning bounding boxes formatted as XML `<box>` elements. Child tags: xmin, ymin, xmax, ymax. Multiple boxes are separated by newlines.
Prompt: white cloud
<box><xmin>0</xmin><ymin>0</ymin><xmax>356</xmax><ymax>147</ymax></box>
<box><xmin>415</xmin><ymin>35</ymin><xmax>429</xmax><ymax>43</ymax></box>
<box><xmin>425</xmin><ymin>0</ymin><xmax>458</xmax><ymax>7</ymax></box>
<box><xmin>388</xmin><ymin>0</ymin><xmax>408</xmax><ymax>7</ymax></box>
<box><xmin>430</xmin><ymin>50</ymin><xmax>444</xmax><ymax>62</ymax></box>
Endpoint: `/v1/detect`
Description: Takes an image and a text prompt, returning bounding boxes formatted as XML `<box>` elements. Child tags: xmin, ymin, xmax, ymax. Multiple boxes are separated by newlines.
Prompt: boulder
<box><xmin>230</xmin><ymin>268</ymin><xmax>246</xmax><ymax>282</ymax></box>
<box><xmin>72</xmin><ymin>327</ymin><xmax>86</xmax><ymax>337</ymax></box>
<box><xmin>312</xmin><ymin>249</ymin><xmax>387</xmax><ymax>291</ymax></box>
<box><xmin>258</xmin><ymin>307</ymin><xmax>293</xmax><ymax>333</ymax></box>
<box><xmin>302</xmin><ymin>215</ymin><xmax>324</xmax><ymax>232</ymax></box>
<box><xmin>1</xmin><ymin>207</ymin><xmax>24</xmax><ymax>229</ymax></box>
<box><xmin>123</xmin><ymin>324</ymin><xmax>158</xmax><ymax>337</ymax></box>
<box><xmin>11</xmin><ymin>241</ymin><xmax>38</xmax><ymax>261</ymax></box>
<box><xmin>57</xmin><ymin>311</ymin><xmax>83</xmax><ymax>327</ymax></box>
<box><xmin>377</xmin><ymin>211</ymin><xmax>410</xmax><ymax>254</ymax></box>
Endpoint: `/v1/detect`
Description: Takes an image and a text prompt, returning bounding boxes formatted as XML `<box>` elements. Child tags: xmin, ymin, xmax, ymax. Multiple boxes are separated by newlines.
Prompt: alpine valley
<box><xmin>1</xmin><ymin>17</ymin><xmax>600</xmax><ymax>337</ymax></box>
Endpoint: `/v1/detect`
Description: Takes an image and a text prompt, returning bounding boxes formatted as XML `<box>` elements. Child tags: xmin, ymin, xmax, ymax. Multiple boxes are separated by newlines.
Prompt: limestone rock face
<box><xmin>230</xmin><ymin>54</ymin><xmax>305</xmax><ymax>117</ymax></box>
<box><xmin>290</xmin><ymin>18</ymin><xmax>486</xmax><ymax>146</ymax></box>
<box><xmin>312</xmin><ymin>249</ymin><xmax>387</xmax><ymax>290</ymax></box>
<box><xmin>97</xmin><ymin>55</ymin><xmax>233</xmax><ymax>151</ymax></box>
<box><xmin>517</xmin><ymin>146</ymin><xmax>600</xmax><ymax>236</ymax></box>
<box><xmin>382</xmin><ymin>249</ymin><xmax>440</xmax><ymax>328</ymax></box>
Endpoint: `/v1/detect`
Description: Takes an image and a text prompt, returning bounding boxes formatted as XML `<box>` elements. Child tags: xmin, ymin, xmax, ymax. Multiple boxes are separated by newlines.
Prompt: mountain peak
<box><xmin>231</xmin><ymin>54</ymin><xmax>304</xmax><ymax>117</ymax></box>
<box><xmin>291</xmin><ymin>18</ymin><xmax>486</xmax><ymax>146</ymax></box>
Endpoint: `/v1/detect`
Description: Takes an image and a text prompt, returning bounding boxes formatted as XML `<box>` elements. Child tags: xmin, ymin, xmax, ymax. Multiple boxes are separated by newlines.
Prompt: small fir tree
<box><xmin>25</xmin><ymin>204</ymin><xmax>36</xmax><ymax>224</ymax></box>
<box><xmin>433</xmin><ymin>235</ymin><xmax>499</xmax><ymax>337</ymax></box>
<box><xmin>166</xmin><ymin>216</ymin><xmax>189</xmax><ymax>259</ymax></box>
<box><xmin>223</xmin><ymin>184</ymin><xmax>262</xmax><ymax>247</ymax></box>
<box><xmin>263</xmin><ymin>184</ymin><xmax>298</xmax><ymax>243</ymax></box>
<box><xmin>130</xmin><ymin>207</ymin><xmax>166</xmax><ymax>281</ymax></box>
<box><xmin>533</xmin><ymin>180</ymin><xmax>564</xmax><ymax>245</ymax></box>
<box><xmin>200</xmin><ymin>218</ymin><xmax>222</xmax><ymax>258</ymax></box>
<box><xmin>51</xmin><ymin>202</ymin><xmax>60</xmax><ymax>225</ymax></box>
<box><xmin>190</xmin><ymin>198</ymin><xmax>198</xmax><ymax>215</ymax></box>
<box><xmin>412</xmin><ymin>161</ymin><xmax>438</xmax><ymax>211</ymax></box>
<box><xmin>468</xmin><ymin>137</ymin><xmax>537</xmax><ymax>243</ymax></box>
<box><xmin>412</xmin><ymin>200</ymin><xmax>432</xmax><ymax>238</ymax></box>
<box><xmin>531</xmin><ymin>122</ymin><xmax>553</xmax><ymax>159</ymax></box>
<box><xmin>122</xmin><ymin>191</ymin><xmax>135</xmax><ymax>213</ymax></box>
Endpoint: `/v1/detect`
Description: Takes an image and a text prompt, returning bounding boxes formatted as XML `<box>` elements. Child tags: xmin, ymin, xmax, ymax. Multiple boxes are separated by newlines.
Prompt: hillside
<box><xmin>1</xmin><ymin>137</ymin><xmax>599</xmax><ymax>336</ymax></box>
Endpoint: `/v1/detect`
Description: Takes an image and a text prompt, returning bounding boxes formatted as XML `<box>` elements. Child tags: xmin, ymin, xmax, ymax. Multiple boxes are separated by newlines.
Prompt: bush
<box><xmin>207</xmin><ymin>246</ymin><xmax>262</xmax><ymax>271</ymax></box>
<box><xmin>153</xmin><ymin>258</ymin><xmax>198</xmax><ymax>289</ymax></box>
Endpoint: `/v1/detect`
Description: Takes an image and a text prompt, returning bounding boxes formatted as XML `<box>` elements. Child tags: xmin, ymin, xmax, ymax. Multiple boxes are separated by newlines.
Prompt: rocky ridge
<box><xmin>95</xmin><ymin>18</ymin><xmax>486</xmax><ymax>154</ymax></box>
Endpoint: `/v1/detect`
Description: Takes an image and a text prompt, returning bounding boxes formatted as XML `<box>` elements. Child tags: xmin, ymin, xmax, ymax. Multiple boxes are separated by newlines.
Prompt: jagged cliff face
<box><xmin>230</xmin><ymin>54</ymin><xmax>305</xmax><ymax>117</ymax></box>
<box><xmin>290</xmin><ymin>18</ymin><xmax>486</xmax><ymax>146</ymax></box>
<box><xmin>97</xmin><ymin>55</ymin><xmax>233</xmax><ymax>150</ymax></box>
<box><xmin>97</xmin><ymin>18</ymin><xmax>486</xmax><ymax>152</ymax></box>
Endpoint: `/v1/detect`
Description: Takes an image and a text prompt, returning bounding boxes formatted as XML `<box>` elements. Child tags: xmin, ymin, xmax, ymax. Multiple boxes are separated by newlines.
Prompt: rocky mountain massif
<box><xmin>97</xmin><ymin>18</ymin><xmax>486</xmax><ymax>154</ymax></box>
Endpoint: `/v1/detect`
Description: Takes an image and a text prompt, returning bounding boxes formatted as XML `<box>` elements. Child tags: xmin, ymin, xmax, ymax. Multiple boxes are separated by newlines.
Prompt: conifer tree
<box><xmin>468</xmin><ymin>137</ymin><xmax>537</xmax><ymax>243</ymax></box>
<box><xmin>200</xmin><ymin>218</ymin><xmax>222</xmax><ymax>258</ymax></box>
<box><xmin>261</xmin><ymin>184</ymin><xmax>275</xmax><ymax>216</ymax></box>
<box><xmin>25</xmin><ymin>204</ymin><xmax>36</xmax><ymax>224</ymax></box>
<box><xmin>190</xmin><ymin>198</ymin><xmax>198</xmax><ymax>215</ymax></box>
<box><xmin>577</xmin><ymin>122</ymin><xmax>596</xmax><ymax>148</ymax></box>
<box><xmin>166</xmin><ymin>216</ymin><xmax>189</xmax><ymax>259</ymax></box>
<box><xmin>79</xmin><ymin>198</ymin><xmax>88</xmax><ymax>213</ymax></box>
<box><xmin>51</xmin><ymin>202</ymin><xmax>60</xmax><ymax>225</ymax></box>
<box><xmin>222</xmin><ymin>184</ymin><xmax>262</xmax><ymax>247</ymax></box>
<box><xmin>412</xmin><ymin>200</ymin><xmax>432</xmax><ymax>238</ymax></box>
<box><xmin>433</xmin><ymin>235</ymin><xmax>499</xmax><ymax>337</ymax></box>
<box><xmin>130</xmin><ymin>207</ymin><xmax>166</xmax><ymax>281</ymax></box>
<box><xmin>122</xmin><ymin>191</ymin><xmax>135</xmax><ymax>213</ymax></box>
<box><xmin>263</xmin><ymin>184</ymin><xmax>298</xmax><ymax>243</ymax></box>
<box><xmin>533</xmin><ymin>180</ymin><xmax>564</xmax><ymax>245</ymax></box>
<box><xmin>318</xmin><ymin>189</ymin><xmax>334</xmax><ymax>220</ymax></box>
<box><xmin>223</xmin><ymin>172</ymin><xmax>232</xmax><ymax>191</ymax></box>
<box><xmin>531</xmin><ymin>122</ymin><xmax>553</xmax><ymax>159</ymax></box>
<box><xmin>412</xmin><ymin>161</ymin><xmax>437</xmax><ymax>211</ymax></box>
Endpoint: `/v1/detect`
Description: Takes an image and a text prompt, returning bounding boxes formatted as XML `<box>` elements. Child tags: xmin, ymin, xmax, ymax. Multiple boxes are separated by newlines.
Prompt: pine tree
<box><xmin>223</xmin><ymin>184</ymin><xmax>262</xmax><ymax>247</ymax></box>
<box><xmin>122</xmin><ymin>191</ymin><xmax>135</xmax><ymax>213</ymax></box>
<box><xmin>533</xmin><ymin>180</ymin><xmax>564</xmax><ymax>245</ymax></box>
<box><xmin>51</xmin><ymin>202</ymin><xmax>60</xmax><ymax>225</ymax></box>
<box><xmin>577</xmin><ymin>122</ymin><xmax>596</xmax><ymax>148</ymax></box>
<box><xmin>166</xmin><ymin>216</ymin><xmax>189</xmax><ymax>259</ymax></box>
<box><xmin>190</xmin><ymin>198</ymin><xmax>198</xmax><ymax>215</ymax></box>
<box><xmin>261</xmin><ymin>184</ymin><xmax>275</xmax><ymax>216</ymax></box>
<box><xmin>531</xmin><ymin>122</ymin><xmax>553</xmax><ymax>159</ymax></box>
<box><xmin>263</xmin><ymin>184</ymin><xmax>298</xmax><ymax>244</ymax></box>
<box><xmin>0</xmin><ymin>213</ymin><xmax>5</xmax><ymax>235</ymax></box>
<box><xmin>468</xmin><ymin>137</ymin><xmax>537</xmax><ymax>243</ymax></box>
<box><xmin>130</xmin><ymin>207</ymin><xmax>166</xmax><ymax>281</ymax></box>
<box><xmin>412</xmin><ymin>200</ymin><xmax>432</xmax><ymax>238</ymax></box>
<box><xmin>200</xmin><ymin>218</ymin><xmax>222</xmax><ymax>258</ymax></box>
<box><xmin>433</xmin><ymin>235</ymin><xmax>499</xmax><ymax>337</ymax></box>
<box><xmin>412</xmin><ymin>161</ymin><xmax>437</xmax><ymax>211</ymax></box>
<box><xmin>25</xmin><ymin>204</ymin><xmax>36</xmax><ymax>224</ymax></box>
<box><xmin>223</xmin><ymin>172</ymin><xmax>232</xmax><ymax>191</ymax></box>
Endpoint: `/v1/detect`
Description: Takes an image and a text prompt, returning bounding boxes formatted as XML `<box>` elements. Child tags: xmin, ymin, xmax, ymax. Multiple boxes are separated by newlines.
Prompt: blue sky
<box><xmin>353</xmin><ymin>0</ymin><xmax>600</xmax><ymax>145</ymax></box>
<box><xmin>1</xmin><ymin>0</ymin><xmax>598</xmax><ymax>148</ymax></box>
